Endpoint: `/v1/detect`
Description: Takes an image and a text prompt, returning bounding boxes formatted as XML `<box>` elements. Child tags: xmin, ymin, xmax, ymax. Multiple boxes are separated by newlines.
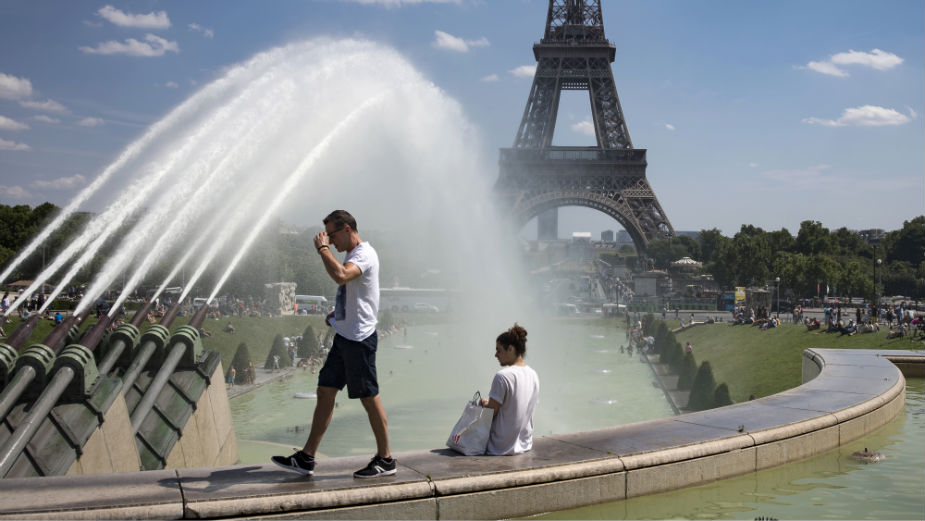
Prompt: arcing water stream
<box><xmin>3</xmin><ymin>38</ymin><xmax>518</xmax><ymax>330</ymax></box>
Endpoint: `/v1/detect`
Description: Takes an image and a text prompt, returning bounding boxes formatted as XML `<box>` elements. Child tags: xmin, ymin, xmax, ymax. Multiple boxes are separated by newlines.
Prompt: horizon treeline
<box><xmin>1</xmin><ymin>203</ymin><xmax>923</xmax><ymax>301</ymax></box>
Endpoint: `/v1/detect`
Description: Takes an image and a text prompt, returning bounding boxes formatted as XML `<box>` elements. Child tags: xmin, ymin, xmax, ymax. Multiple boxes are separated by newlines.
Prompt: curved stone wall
<box><xmin>0</xmin><ymin>348</ymin><xmax>919</xmax><ymax>520</ymax></box>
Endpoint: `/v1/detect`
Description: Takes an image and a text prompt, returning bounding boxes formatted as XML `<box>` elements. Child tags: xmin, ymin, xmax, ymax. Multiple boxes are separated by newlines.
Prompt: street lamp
<box><xmin>775</xmin><ymin>276</ymin><xmax>780</xmax><ymax>319</ymax></box>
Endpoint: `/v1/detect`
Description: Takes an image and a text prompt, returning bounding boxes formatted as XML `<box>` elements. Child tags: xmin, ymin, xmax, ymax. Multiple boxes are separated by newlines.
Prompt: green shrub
<box><xmin>379</xmin><ymin>308</ymin><xmax>395</xmax><ymax>331</ymax></box>
<box><xmin>643</xmin><ymin>313</ymin><xmax>656</xmax><ymax>336</ymax></box>
<box><xmin>714</xmin><ymin>383</ymin><xmax>733</xmax><ymax>407</ymax></box>
<box><xmin>654</xmin><ymin>321</ymin><xmax>670</xmax><ymax>355</ymax></box>
<box><xmin>264</xmin><ymin>334</ymin><xmax>291</xmax><ymax>370</ymax></box>
<box><xmin>298</xmin><ymin>324</ymin><xmax>320</xmax><ymax>358</ymax></box>
<box><xmin>688</xmin><ymin>361</ymin><xmax>717</xmax><ymax>411</ymax></box>
<box><xmin>663</xmin><ymin>340</ymin><xmax>683</xmax><ymax>368</ymax></box>
<box><xmin>228</xmin><ymin>342</ymin><xmax>251</xmax><ymax>384</ymax></box>
<box><xmin>677</xmin><ymin>351</ymin><xmax>698</xmax><ymax>390</ymax></box>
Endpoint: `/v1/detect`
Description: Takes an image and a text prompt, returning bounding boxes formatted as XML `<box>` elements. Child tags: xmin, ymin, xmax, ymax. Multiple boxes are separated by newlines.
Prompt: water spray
<box><xmin>207</xmin><ymin>92</ymin><xmax>390</xmax><ymax>302</ymax></box>
<box><xmin>0</xmin><ymin>44</ymin><xmax>288</xmax><ymax>291</ymax></box>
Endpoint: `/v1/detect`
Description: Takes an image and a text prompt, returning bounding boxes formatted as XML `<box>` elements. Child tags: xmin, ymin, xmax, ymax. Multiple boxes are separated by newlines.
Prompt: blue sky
<box><xmin>0</xmin><ymin>0</ymin><xmax>922</xmax><ymax>238</ymax></box>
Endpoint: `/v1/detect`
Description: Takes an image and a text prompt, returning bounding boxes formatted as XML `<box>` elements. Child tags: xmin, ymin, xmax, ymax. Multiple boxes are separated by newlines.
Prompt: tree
<box><xmin>677</xmin><ymin>352</ymin><xmax>697</xmax><ymax>390</ymax></box>
<box><xmin>228</xmin><ymin>342</ymin><xmax>251</xmax><ymax>384</ymax></box>
<box><xmin>264</xmin><ymin>334</ymin><xmax>291</xmax><ymax>370</ymax></box>
<box><xmin>795</xmin><ymin>220</ymin><xmax>832</xmax><ymax>256</ymax></box>
<box><xmin>688</xmin><ymin>361</ymin><xmax>717</xmax><ymax>411</ymax></box>
<box><xmin>698</xmin><ymin>228</ymin><xmax>728</xmax><ymax>265</ymax></box>
<box><xmin>713</xmin><ymin>383</ymin><xmax>733</xmax><ymax>407</ymax></box>
<box><xmin>731</xmin><ymin>225</ymin><xmax>771</xmax><ymax>286</ymax></box>
<box><xmin>831</xmin><ymin>227</ymin><xmax>872</xmax><ymax>259</ymax></box>
<box><xmin>298</xmin><ymin>324</ymin><xmax>320</xmax><ymax>359</ymax></box>
<box><xmin>884</xmin><ymin>216</ymin><xmax>925</xmax><ymax>267</ymax></box>
<box><xmin>766</xmin><ymin>228</ymin><xmax>794</xmax><ymax>254</ymax></box>
<box><xmin>772</xmin><ymin>251</ymin><xmax>809</xmax><ymax>297</ymax></box>
<box><xmin>705</xmin><ymin>237</ymin><xmax>736</xmax><ymax>288</ymax></box>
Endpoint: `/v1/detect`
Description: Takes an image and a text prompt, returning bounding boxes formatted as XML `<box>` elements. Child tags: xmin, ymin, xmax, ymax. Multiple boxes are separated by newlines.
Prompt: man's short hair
<box><xmin>323</xmin><ymin>210</ymin><xmax>357</xmax><ymax>232</ymax></box>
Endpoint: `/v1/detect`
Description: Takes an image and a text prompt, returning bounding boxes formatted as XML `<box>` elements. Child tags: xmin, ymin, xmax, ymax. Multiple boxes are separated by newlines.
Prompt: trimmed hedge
<box><xmin>677</xmin><ymin>351</ymin><xmax>698</xmax><ymax>390</ymax></box>
<box><xmin>714</xmin><ymin>382</ymin><xmax>733</xmax><ymax>407</ymax></box>
<box><xmin>688</xmin><ymin>361</ymin><xmax>717</xmax><ymax>411</ymax></box>
<box><xmin>298</xmin><ymin>324</ymin><xmax>320</xmax><ymax>359</ymax></box>
<box><xmin>264</xmin><ymin>333</ymin><xmax>291</xmax><ymax>370</ymax></box>
<box><xmin>228</xmin><ymin>342</ymin><xmax>251</xmax><ymax>384</ymax></box>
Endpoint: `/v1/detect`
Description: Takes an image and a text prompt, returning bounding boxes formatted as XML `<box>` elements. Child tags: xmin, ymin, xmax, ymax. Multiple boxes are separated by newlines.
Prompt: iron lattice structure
<box><xmin>496</xmin><ymin>0</ymin><xmax>674</xmax><ymax>248</ymax></box>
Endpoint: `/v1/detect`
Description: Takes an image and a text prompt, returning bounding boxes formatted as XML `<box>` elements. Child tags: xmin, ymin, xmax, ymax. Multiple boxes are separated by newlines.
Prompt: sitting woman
<box><xmin>479</xmin><ymin>324</ymin><xmax>540</xmax><ymax>456</ymax></box>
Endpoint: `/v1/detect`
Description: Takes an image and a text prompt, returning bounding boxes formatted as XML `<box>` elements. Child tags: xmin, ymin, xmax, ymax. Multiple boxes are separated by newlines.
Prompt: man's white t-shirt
<box><xmin>332</xmin><ymin>241</ymin><xmax>379</xmax><ymax>342</ymax></box>
<box><xmin>486</xmin><ymin>364</ymin><xmax>539</xmax><ymax>456</ymax></box>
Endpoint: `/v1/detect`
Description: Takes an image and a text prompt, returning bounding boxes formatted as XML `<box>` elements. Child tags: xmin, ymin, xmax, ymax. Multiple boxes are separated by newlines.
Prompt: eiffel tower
<box><xmin>495</xmin><ymin>0</ymin><xmax>674</xmax><ymax>249</ymax></box>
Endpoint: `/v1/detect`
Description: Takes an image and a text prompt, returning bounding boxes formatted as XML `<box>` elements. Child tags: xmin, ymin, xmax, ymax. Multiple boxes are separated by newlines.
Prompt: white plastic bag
<box><xmin>446</xmin><ymin>391</ymin><xmax>493</xmax><ymax>456</ymax></box>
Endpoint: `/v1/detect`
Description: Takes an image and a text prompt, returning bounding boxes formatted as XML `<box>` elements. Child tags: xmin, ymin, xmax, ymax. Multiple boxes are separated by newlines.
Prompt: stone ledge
<box><xmin>0</xmin><ymin>348</ymin><xmax>920</xmax><ymax>520</ymax></box>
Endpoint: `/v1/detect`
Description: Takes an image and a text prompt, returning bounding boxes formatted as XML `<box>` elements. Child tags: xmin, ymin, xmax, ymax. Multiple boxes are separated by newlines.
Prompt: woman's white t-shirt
<box><xmin>486</xmin><ymin>364</ymin><xmax>539</xmax><ymax>455</ymax></box>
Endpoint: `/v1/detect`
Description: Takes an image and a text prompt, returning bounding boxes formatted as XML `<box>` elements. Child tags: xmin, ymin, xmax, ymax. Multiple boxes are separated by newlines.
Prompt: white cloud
<box><xmin>188</xmin><ymin>23</ymin><xmax>214</xmax><ymax>39</ymax></box>
<box><xmin>0</xmin><ymin>72</ymin><xmax>33</xmax><ymax>100</ymax></box>
<box><xmin>165</xmin><ymin>81</ymin><xmax>179</xmax><ymax>88</ymax></box>
<box><xmin>97</xmin><ymin>5</ymin><xmax>170</xmax><ymax>29</ymax></box>
<box><xmin>432</xmin><ymin>30</ymin><xmax>488</xmax><ymax>52</ymax></box>
<box><xmin>664</xmin><ymin>123</ymin><xmax>675</xmax><ymax>131</ymax></box>
<box><xmin>433</xmin><ymin>30</ymin><xmax>467</xmax><ymax>52</ymax></box>
<box><xmin>802</xmin><ymin>105</ymin><xmax>911</xmax><ymax>127</ymax></box>
<box><xmin>510</xmin><ymin>65</ymin><xmax>536</xmax><ymax>78</ymax></box>
<box><xmin>31</xmin><ymin>174</ymin><xmax>87</xmax><ymax>190</ymax></box>
<box><xmin>79</xmin><ymin>33</ymin><xmax>179</xmax><ymax>57</ymax></box>
<box><xmin>748</xmin><ymin>162</ymin><xmax>759</xmax><ymax>168</ymax></box>
<box><xmin>907</xmin><ymin>106</ymin><xmax>918</xmax><ymax>119</ymax></box>
<box><xmin>480</xmin><ymin>73</ymin><xmax>499</xmax><ymax>83</ymax></box>
<box><xmin>0</xmin><ymin>137</ymin><xmax>30</xmax><ymax>151</ymax></box>
<box><xmin>19</xmin><ymin>98</ymin><xmax>68</xmax><ymax>113</ymax></box>
<box><xmin>802</xmin><ymin>49</ymin><xmax>902</xmax><ymax>77</ymax></box>
<box><xmin>341</xmin><ymin>0</ymin><xmax>461</xmax><ymax>6</ymax></box>
<box><xmin>0</xmin><ymin>185</ymin><xmax>30</xmax><ymax>198</ymax></box>
<box><xmin>33</xmin><ymin>115</ymin><xmax>61</xmax><ymax>124</ymax></box>
<box><xmin>831</xmin><ymin>49</ymin><xmax>903</xmax><ymax>70</ymax></box>
<box><xmin>762</xmin><ymin>164</ymin><xmax>835</xmax><ymax>187</ymax></box>
<box><xmin>0</xmin><ymin>115</ymin><xmax>29</xmax><ymax>131</ymax></box>
<box><xmin>805</xmin><ymin>60</ymin><xmax>848</xmax><ymax>78</ymax></box>
<box><xmin>77</xmin><ymin>117</ymin><xmax>105</xmax><ymax>127</ymax></box>
<box><xmin>571</xmin><ymin>120</ymin><xmax>595</xmax><ymax>136</ymax></box>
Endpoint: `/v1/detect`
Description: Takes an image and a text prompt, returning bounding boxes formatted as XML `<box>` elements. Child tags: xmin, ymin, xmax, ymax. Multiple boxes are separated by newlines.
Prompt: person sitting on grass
<box><xmin>886</xmin><ymin>323</ymin><xmax>907</xmax><ymax>339</ymax></box>
<box><xmin>805</xmin><ymin>317</ymin><xmax>821</xmax><ymax>331</ymax></box>
<box><xmin>223</xmin><ymin>322</ymin><xmax>235</xmax><ymax>334</ymax></box>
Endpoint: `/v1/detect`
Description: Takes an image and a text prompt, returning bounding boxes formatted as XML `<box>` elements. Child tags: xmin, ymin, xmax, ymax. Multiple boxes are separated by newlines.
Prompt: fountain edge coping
<box><xmin>0</xmin><ymin>347</ymin><xmax>920</xmax><ymax>520</ymax></box>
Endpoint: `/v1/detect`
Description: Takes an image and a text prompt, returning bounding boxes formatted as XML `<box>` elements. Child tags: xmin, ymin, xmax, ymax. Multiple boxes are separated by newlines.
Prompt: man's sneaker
<box><xmin>271</xmin><ymin>450</ymin><xmax>315</xmax><ymax>475</ymax></box>
<box><xmin>353</xmin><ymin>455</ymin><xmax>397</xmax><ymax>478</ymax></box>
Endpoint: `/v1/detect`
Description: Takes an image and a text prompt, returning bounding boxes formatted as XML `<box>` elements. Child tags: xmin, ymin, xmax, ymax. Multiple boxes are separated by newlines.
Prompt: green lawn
<box><xmin>671</xmin><ymin>320</ymin><xmax>919</xmax><ymax>402</ymax></box>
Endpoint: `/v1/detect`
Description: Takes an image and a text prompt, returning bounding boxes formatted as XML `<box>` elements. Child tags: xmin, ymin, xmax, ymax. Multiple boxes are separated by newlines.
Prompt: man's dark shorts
<box><xmin>318</xmin><ymin>332</ymin><xmax>378</xmax><ymax>399</ymax></box>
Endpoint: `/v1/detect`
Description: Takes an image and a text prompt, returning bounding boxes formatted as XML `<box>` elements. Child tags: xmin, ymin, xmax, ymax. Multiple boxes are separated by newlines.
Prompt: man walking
<box><xmin>272</xmin><ymin>210</ymin><xmax>394</xmax><ymax>478</ymax></box>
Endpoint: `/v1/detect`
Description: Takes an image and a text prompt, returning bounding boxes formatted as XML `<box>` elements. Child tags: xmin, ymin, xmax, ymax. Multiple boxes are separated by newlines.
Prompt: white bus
<box><xmin>295</xmin><ymin>295</ymin><xmax>329</xmax><ymax>314</ymax></box>
<box><xmin>380</xmin><ymin>287</ymin><xmax>452</xmax><ymax>313</ymax></box>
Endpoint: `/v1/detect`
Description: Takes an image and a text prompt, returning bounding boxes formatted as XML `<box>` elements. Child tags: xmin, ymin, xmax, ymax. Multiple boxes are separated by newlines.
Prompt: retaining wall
<box><xmin>0</xmin><ymin>348</ymin><xmax>919</xmax><ymax>520</ymax></box>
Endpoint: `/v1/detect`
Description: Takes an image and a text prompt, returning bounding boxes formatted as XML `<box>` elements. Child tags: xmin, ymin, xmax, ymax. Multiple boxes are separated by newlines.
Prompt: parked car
<box><xmin>413</xmin><ymin>303</ymin><xmax>439</xmax><ymax>313</ymax></box>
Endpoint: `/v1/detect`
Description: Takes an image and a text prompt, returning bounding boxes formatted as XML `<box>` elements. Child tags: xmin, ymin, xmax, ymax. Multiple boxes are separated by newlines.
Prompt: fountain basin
<box><xmin>0</xmin><ymin>347</ymin><xmax>916</xmax><ymax>520</ymax></box>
